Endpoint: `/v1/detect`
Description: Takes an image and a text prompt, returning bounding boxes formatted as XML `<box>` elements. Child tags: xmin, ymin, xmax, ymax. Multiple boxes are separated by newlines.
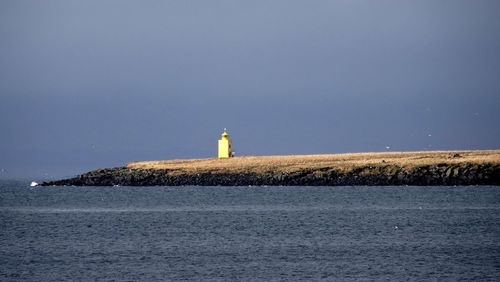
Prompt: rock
<box><xmin>445</xmin><ymin>167</ymin><xmax>453</xmax><ymax>178</ymax></box>
<box><xmin>40</xmin><ymin>163</ymin><xmax>500</xmax><ymax>187</ymax></box>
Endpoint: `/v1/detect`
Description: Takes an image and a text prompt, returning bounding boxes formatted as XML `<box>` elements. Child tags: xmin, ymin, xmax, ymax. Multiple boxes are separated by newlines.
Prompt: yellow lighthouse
<box><xmin>218</xmin><ymin>128</ymin><xmax>233</xmax><ymax>158</ymax></box>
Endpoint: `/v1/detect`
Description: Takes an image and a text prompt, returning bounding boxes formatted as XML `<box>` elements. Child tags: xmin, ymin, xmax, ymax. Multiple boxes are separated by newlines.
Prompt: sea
<box><xmin>1</xmin><ymin>180</ymin><xmax>499</xmax><ymax>281</ymax></box>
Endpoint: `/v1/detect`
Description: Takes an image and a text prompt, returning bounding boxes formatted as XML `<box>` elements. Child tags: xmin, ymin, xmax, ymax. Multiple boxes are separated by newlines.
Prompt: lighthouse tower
<box><xmin>218</xmin><ymin>129</ymin><xmax>233</xmax><ymax>158</ymax></box>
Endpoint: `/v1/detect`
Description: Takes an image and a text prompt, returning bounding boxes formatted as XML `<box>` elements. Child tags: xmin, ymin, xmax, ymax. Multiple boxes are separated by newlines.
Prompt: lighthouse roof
<box><xmin>220</xmin><ymin>128</ymin><xmax>231</xmax><ymax>139</ymax></box>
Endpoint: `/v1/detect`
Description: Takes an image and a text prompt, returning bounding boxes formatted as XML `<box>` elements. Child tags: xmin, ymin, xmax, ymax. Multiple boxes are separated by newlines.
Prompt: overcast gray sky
<box><xmin>1</xmin><ymin>0</ymin><xmax>499</xmax><ymax>179</ymax></box>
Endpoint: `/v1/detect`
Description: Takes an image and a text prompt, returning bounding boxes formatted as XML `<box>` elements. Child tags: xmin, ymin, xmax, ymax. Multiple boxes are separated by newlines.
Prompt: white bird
<box><xmin>30</xmin><ymin>181</ymin><xmax>38</xmax><ymax>187</ymax></box>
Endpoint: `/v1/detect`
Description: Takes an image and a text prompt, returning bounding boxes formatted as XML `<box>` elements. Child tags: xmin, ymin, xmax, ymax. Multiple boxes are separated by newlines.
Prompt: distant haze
<box><xmin>1</xmin><ymin>0</ymin><xmax>499</xmax><ymax>179</ymax></box>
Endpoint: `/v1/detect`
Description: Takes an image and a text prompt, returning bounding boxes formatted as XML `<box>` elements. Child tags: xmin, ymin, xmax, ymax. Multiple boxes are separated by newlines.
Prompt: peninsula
<box><xmin>42</xmin><ymin>150</ymin><xmax>500</xmax><ymax>186</ymax></box>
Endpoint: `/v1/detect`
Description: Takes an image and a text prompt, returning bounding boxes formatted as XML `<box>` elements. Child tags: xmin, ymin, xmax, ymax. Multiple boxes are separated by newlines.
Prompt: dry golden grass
<box><xmin>126</xmin><ymin>150</ymin><xmax>500</xmax><ymax>175</ymax></box>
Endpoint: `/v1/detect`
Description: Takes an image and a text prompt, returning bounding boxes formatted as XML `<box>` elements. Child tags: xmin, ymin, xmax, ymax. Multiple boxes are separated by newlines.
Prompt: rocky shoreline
<box><xmin>42</xmin><ymin>162</ymin><xmax>500</xmax><ymax>186</ymax></box>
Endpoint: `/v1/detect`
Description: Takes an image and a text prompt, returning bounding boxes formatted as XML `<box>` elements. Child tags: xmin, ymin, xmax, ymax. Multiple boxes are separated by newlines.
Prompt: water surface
<box><xmin>1</xmin><ymin>181</ymin><xmax>499</xmax><ymax>281</ymax></box>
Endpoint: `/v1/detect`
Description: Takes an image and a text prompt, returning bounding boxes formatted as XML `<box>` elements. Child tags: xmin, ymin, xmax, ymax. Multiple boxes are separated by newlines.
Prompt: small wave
<box><xmin>0</xmin><ymin>205</ymin><xmax>329</xmax><ymax>213</ymax></box>
<box><xmin>1</xmin><ymin>205</ymin><xmax>499</xmax><ymax>213</ymax></box>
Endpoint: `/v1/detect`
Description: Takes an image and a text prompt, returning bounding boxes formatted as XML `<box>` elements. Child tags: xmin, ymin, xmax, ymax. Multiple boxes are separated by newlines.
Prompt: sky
<box><xmin>1</xmin><ymin>0</ymin><xmax>499</xmax><ymax>179</ymax></box>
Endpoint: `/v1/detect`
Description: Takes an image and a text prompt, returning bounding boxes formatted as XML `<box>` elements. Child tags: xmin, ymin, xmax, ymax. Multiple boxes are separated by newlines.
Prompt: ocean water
<box><xmin>1</xmin><ymin>181</ymin><xmax>499</xmax><ymax>281</ymax></box>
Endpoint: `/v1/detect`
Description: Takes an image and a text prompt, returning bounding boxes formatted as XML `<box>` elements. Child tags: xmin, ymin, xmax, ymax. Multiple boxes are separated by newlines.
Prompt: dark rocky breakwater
<box><xmin>42</xmin><ymin>163</ymin><xmax>500</xmax><ymax>186</ymax></box>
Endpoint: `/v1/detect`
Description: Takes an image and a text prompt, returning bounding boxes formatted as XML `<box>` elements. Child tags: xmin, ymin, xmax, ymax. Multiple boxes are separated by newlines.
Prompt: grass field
<box><xmin>127</xmin><ymin>150</ymin><xmax>500</xmax><ymax>175</ymax></box>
